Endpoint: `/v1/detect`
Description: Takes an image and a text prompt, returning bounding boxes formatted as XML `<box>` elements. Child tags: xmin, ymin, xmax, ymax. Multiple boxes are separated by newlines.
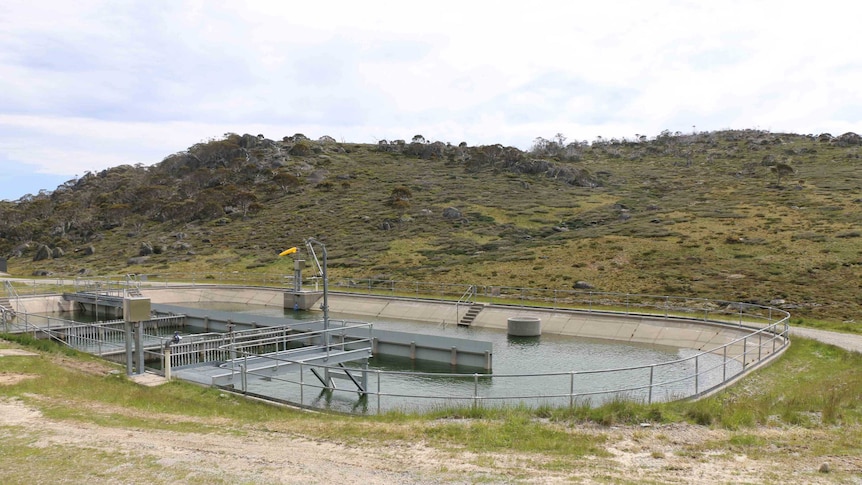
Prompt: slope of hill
<box><xmin>1</xmin><ymin>130</ymin><xmax>861</xmax><ymax>323</ymax></box>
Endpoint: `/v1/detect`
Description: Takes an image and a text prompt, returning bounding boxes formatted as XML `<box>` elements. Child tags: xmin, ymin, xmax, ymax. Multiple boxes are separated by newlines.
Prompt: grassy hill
<box><xmin>2</xmin><ymin>129</ymin><xmax>861</xmax><ymax>324</ymax></box>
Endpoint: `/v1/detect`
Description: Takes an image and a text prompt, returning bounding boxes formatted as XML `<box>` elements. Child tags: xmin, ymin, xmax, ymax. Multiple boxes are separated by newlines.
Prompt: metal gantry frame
<box><xmin>304</xmin><ymin>238</ymin><xmax>332</xmax><ymax>388</ymax></box>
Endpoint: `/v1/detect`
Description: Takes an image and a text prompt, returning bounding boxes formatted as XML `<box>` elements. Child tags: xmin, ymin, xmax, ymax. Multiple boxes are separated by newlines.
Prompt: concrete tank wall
<box><xmin>136</xmin><ymin>288</ymin><xmax>762</xmax><ymax>353</ymax></box>
<box><xmin>324</xmin><ymin>293</ymin><xmax>757</xmax><ymax>353</ymax></box>
<box><xmin>17</xmin><ymin>295</ymin><xmax>74</xmax><ymax>314</ymax></box>
<box><xmin>142</xmin><ymin>287</ymin><xmax>284</xmax><ymax>307</ymax></box>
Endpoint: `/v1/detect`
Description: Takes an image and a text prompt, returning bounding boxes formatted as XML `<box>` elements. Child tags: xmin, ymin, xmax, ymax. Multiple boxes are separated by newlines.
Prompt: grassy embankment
<box><xmin>0</xmin><ymin>331</ymin><xmax>859</xmax><ymax>482</ymax></box>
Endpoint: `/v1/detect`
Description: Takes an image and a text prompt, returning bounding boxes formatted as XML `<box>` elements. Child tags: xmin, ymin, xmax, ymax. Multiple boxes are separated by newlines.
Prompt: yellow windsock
<box><xmin>279</xmin><ymin>247</ymin><xmax>297</xmax><ymax>257</ymax></box>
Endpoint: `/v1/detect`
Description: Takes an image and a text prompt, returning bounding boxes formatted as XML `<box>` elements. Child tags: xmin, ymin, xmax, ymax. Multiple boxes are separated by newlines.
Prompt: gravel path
<box><xmin>790</xmin><ymin>326</ymin><xmax>862</xmax><ymax>353</ymax></box>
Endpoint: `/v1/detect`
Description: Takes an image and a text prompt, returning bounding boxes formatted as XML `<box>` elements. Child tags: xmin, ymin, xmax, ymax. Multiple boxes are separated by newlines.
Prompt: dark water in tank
<box><xmin>174</xmin><ymin>302</ymin><xmax>735</xmax><ymax>413</ymax></box>
<box><xmin>22</xmin><ymin>302</ymin><xmax>736</xmax><ymax>412</ymax></box>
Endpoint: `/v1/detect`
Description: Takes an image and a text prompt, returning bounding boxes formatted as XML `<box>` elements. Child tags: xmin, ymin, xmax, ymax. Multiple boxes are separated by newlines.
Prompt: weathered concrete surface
<box><xmin>14</xmin><ymin>295</ymin><xmax>74</xmax><ymax>314</ymax></box>
<box><xmin>9</xmin><ymin>287</ymin><xmax>788</xmax><ymax>358</ymax></box>
<box><xmin>325</xmin><ymin>293</ymin><xmax>764</xmax><ymax>353</ymax></box>
<box><xmin>144</xmin><ymin>287</ymin><xmax>284</xmax><ymax>307</ymax></box>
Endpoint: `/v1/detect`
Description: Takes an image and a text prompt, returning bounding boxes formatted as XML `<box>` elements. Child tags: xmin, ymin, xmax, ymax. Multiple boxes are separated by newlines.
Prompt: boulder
<box><xmin>836</xmin><ymin>132</ymin><xmax>862</xmax><ymax>146</ymax></box>
<box><xmin>139</xmin><ymin>242</ymin><xmax>154</xmax><ymax>256</ymax></box>
<box><xmin>127</xmin><ymin>256</ymin><xmax>150</xmax><ymax>265</ymax></box>
<box><xmin>33</xmin><ymin>245</ymin><xmax>52</xmax><ymax>262</ymax></box>
<box><xmin>442</xmin><ymin>207</ymin><xmax>462</xmax><ymax>220</ymax></box>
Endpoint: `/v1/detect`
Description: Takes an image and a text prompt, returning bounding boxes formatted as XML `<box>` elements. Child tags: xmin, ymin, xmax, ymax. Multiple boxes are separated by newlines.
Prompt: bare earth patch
<box><xmin>0</xmin><ymin>349</ymin><xmax>39</xmax><ymax>357</ymax></box>
<box><xmin>1</xmin><ymin>396</ymin><xmax>857</xmax><ymax>484</ymax></box>
<box><xmin>0</xmin><ymin>373</ymin><xmax>38</xmax><ymax>386</ymax></box>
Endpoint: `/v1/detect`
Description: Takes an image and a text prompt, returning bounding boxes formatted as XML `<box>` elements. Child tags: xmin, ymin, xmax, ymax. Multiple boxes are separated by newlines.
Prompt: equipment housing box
<box><xmin>123</xmin><ymin>297</ymin><xmax>151</xmax><ymax>322</ymax></box>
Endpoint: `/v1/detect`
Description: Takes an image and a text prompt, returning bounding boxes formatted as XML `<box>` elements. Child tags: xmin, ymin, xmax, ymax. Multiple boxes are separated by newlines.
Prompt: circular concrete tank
<box><xmin>507</xmin><ymin>316</ymin><xmax>542</xmax><ymax>337</ymax></box>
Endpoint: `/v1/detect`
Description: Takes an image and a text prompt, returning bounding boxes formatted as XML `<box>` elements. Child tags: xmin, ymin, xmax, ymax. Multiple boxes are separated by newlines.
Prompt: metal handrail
<box><xmin>230</xmin><ymin>316</ymin><xmax>788</xmax><ymax>414</ymax></box>
<box><xmin>454</xmin><ymin>285</ymin><xmax>475</xmax><ymax>325</ymax></box>
<box><xmin>0</xmin><ymin>275</ymin><xmax>791</xmax><ymax>414</ymax></box>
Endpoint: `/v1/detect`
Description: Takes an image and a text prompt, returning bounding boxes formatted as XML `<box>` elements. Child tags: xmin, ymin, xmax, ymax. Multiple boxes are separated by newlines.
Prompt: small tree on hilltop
<box><xmin>273</xmin><ymin>171</ymin><xmax>300</xmax><ymax>193</ymax></box>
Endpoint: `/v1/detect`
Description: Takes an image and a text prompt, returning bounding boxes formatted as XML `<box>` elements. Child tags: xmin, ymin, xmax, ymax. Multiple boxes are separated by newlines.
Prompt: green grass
<box><xmin>2</xmin><ymin>311</ymin><xmax>862</xmax><ymax>481</ymax></box>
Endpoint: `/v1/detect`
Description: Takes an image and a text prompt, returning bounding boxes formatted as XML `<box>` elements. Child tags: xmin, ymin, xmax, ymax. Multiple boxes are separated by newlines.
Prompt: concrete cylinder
<box><xmin>507</xmin><ymin>316</ymin><xmax>542</xmax><ymax>337</ymax></box>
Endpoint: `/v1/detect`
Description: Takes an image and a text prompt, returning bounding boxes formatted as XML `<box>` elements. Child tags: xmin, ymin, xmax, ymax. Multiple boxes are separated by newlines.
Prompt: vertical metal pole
<box><xmin>722</xmin><ymin>344</ymin><xmax>727</xmax><ymax>382</ymax></box>
<box><xmin>473</xmin><ymin>373</ymin><xmax>479</xmax><ymax>409</ymax></box>
<box><xmin>694</xmin><ymin>355</ymin><xmax>699</xmax><ymax>395</ymax></box>
<box><xmin>300</xmin><ymin>363</ymin><xmax>304</xmax><ymax>406</ymax></box>
<box><xmin>135</xmin><ymin>321</ymin><xmax>144</xmax><ymax>374</ymax></box>
<box><xmin>758</xmin><ymin>333</ymin><xmax>762</xmax><ymax>361</ymax></box>
<box><xmin>743</xmin><ymin>337</ymin><xmax>748</xmax><ymax>367</ymax></box>
<box><xmin>322</xmin><ymin>244</ymin><xmax>330</xmax><ymax>357</ymax></box>
<box><xmin>569</xmin><ymin>372</ymin><xmax>574</xmax><ymax>408</ymax></box>
<box><xmin>648</xmin><ymin>366</ymin><xmax>654</xmax><ymax>404</ymax></box>
<box><xmin>124</xmin><ymin>321</ymin><xmax>133</xmax><ymax>375</ymax></box>
<box><xmin>164</xmin><ymin>346</ymin><xmax>172</xmax><ymax>380</ymax></box>
<box><xmin>376</xmin><ymin>370</ymin><xmax>381</xmax><ymax>414</ymax></box>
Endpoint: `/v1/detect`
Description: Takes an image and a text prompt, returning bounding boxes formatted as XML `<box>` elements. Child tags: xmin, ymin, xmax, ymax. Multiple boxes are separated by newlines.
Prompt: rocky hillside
<box><xmin>2</xmin><ymin>129</ymin><xmax>861</xmax><ymax>322</ymax></box>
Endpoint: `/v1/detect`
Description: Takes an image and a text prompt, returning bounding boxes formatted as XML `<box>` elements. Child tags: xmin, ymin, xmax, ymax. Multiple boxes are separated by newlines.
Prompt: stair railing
<box><xmin>454</xmin><ymin>285</ymin><xmax>476</xmax><ymax>325</ymax></box>
<box><xmin>3</xmin><ymin>280</ymin><xmax>19</xmax><ymax>316</ymax></box>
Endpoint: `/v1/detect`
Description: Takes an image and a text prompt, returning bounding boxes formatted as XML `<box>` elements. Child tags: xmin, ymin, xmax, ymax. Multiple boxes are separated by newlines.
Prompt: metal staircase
<box><xmin>125</xmin><ymin>274</ymin><xmax>143</xmax><ymax>297</ymax></box>
<box><xmin>2</xmin><ymin>281</ymin><xmax>18</xmax><ymax>318</ymax></box>
<box><xmin>458</xmin><ymin>303</ymin><xmax>485</xmax><ymax>326</ymax></box>
<box><xmin>455</xmin><ymin>285</ymin><xmax>484</xmax><ymax>326</ymax></box>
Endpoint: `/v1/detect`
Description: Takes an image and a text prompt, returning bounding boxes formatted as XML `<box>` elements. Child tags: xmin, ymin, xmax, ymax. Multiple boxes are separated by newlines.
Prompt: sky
<box><xmin>1</xmin><ymin>0</ymin><xmax>861</xmax><ymax>201</ymax></box>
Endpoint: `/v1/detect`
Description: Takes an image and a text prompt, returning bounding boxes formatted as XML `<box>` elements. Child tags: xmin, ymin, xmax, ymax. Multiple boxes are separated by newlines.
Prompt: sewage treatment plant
<box><xmin>1</xmin><ymin>267</ymin><xmax>789</xmax><ymax>415</ymax></box>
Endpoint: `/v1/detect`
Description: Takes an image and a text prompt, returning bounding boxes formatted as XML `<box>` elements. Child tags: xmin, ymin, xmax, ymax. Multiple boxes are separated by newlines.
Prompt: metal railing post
<box><xmin>240</xmin><ymin>363</ymin><xmax>247</xmax><ymax>392</ymax></box>
<box><xmin>694</xmin><ymin>355</ymin><xmax>699</xmax><ymax>395</ymax></box>
<box><xmin>473</xmin><ymin>373</ymin><xmax>479</xmax><ymax>409</ymax></box>
<box><xmin>569</xmin><ymin>372</ymin><xmax>574</xmax><ymax>408</ymax></box>
<box><xmin>758</xmin><ymin>333</ymin><xmax>762</xmax><ymax>361</ymax></box>
<box><xmin>648</xmin><ymin>366</ymin><xmax>654</xmax><ymax>404</ymax></box>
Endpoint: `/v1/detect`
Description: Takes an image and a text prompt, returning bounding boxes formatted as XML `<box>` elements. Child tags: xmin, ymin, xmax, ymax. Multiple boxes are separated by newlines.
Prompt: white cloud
<box><xmin>0</xmin><ymin>0</ymin><xmax>861</xmax><ymax>199</ymax></box>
